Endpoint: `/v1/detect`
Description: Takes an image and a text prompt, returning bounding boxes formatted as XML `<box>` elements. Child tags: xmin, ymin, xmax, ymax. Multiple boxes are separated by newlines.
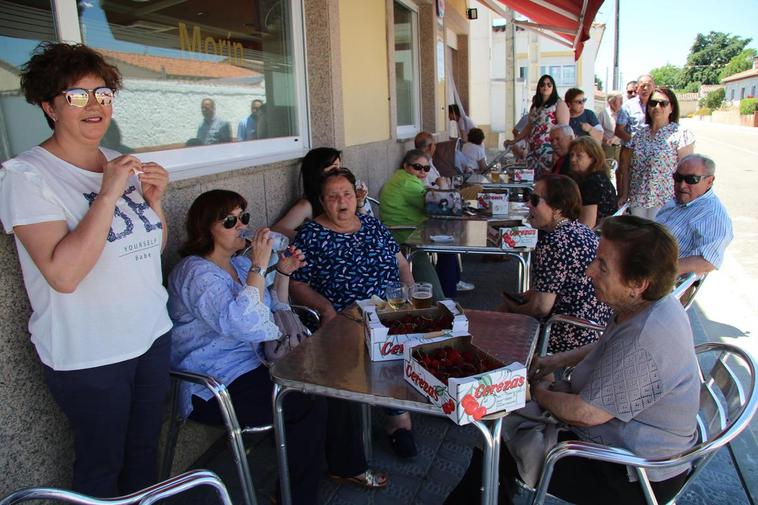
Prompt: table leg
<box><xmin>361</xmin><ymin>403</ymin><xmax>373</xmax><ymax>462</ymax></box>
<box><xmin>471</xmin><ymin>420</ymin><xmax>497</xmax><ymax>505</ymax></box>
<box><xmin>272</xmin><ymin>384</ymin><xmax>293</xmax><ymax>505</ymax></box>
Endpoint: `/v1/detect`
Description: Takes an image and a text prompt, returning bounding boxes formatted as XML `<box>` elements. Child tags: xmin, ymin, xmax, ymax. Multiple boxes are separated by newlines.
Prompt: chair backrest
<box><xmin>432</xmin><ymin>139</ymin><xmax>459</xmax><ymax>177</ymax></box>
<box><xmin>606</xmin><ymin>158</ymin><xmax>619</xmax><ymax>173</ymax></box>
<box><xmin>668</xmin><ymin>342</ymin><xmax>758</xmax><ymax>503</ymax></box>
<box><xmin>0</xmin><ymin>470</ymin><xmax>233</xmax><ymax>505</ymax></box>
<box><xmin>672</xmin><ymin>273</ymin><xmax>708</xmax><ymax>311</ymax></box>
<box><xmin>366</xmin><ymin>196</ymin><xmax>381</xmax><ymax>217</ymax></box>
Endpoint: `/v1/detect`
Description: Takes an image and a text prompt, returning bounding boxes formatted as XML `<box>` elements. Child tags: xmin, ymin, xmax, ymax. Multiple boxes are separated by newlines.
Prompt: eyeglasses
<box><xmin>627</xmin><ymin>90</ymin><xmax>637</xmax><ymax>97</ymax></box>
<box><xmin>538</xmin><ymin>82</ymin><xmax>553</xmax><ymax>88</ymax></box>
<box><xmin>60</xmin><ymin>87</ymin><xmax>114</xmax><ymax>108</ymax></box>
<box><xmin>410</xmin><ymin>163</ymin><xmax>431</xmax><ymax>173</ymax></box>
<box><xmin>648</xmin><ymin>98</ymin><xmax>670</xmax><ymax>108</ymax></box>
<box><xmin>672</xmin><ymin>172</ymin><xmax>709</xmax><ymax>185</ymax></box>
<box><xmin>221</xmin><ymin>212</ymin><xmax>251</xmax><ymax>229</ymax></box>
<box><xmin>529</xmin><ymin>193</ymin><xmax>544</xmax><ymax>207</ymax></box>
<box><xmin>573</xmin><ymin>98</ymin><xmax>588</xmax><ymax>105</ymax></box>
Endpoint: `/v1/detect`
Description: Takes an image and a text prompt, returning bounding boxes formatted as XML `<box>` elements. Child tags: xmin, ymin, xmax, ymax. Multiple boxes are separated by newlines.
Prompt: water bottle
<box><xmin>238</xmin><ymin>229</ymin><xmax>290</xmax><ymax>252</ymax></box>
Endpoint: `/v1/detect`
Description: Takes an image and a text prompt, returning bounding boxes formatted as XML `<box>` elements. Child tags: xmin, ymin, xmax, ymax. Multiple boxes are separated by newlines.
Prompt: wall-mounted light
<box><xmin>466</xmin><ymin>8</ymin><xmax>478</xmax><ymax>20</ymax></box>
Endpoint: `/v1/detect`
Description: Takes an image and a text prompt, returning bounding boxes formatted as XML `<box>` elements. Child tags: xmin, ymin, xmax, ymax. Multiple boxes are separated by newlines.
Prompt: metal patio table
<box><xmin>403</xmin><ymin>217</ymin><xmax>534</xmax><ymax>292</ymax></box>
<box><xmin>271</xmin><ymin>309</ymin><xmax>539</xmax><ymax>505</ymax></box>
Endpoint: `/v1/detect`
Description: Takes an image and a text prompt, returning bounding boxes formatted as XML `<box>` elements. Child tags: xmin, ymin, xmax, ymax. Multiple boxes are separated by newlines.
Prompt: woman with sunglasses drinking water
<box><xmin>623</xmin><ymin>87</ymin><xmax>694</xmax><ymax>219</ymax></box>
<box><xmin>505</xmin><ymin>74</ymin><xmax>570</xmax><ymax>178</ymax></box>
<box><xmin>0</xmin><ymin>43</ymin><xmax>170</xmax><ymax>496</ymax></box>
<box><xmin>167</xmin><ymin>190</ymin><xmax>327</xmax><ymax>505</ymax></box>
<box><xmin>497</xmin><ymin>175</ymin><xmax>612</xmax><ymax>353</ymax></box>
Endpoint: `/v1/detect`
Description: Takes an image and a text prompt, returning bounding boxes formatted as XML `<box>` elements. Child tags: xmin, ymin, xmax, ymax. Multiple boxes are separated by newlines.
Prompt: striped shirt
<box><xmin>656</xmin><ymin>190</ymin><xmax>733</xmax><ymax>269</ymax></box>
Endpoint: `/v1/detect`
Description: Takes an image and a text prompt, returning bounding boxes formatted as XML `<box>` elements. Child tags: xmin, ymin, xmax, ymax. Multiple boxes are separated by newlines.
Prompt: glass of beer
<box><xmin>385</xmin><ymin>281</ymin><xmax>407</xmax><ymax>310</ymax></box>
<box><xmin>490</xmin><ymin>170</ymin><xmax>501</xmax><ymax>183</ymax></box>
<box><xmin>411</xmin><ymin>282</ymin><xmax>433</xmax><ymax>309</ymax></box>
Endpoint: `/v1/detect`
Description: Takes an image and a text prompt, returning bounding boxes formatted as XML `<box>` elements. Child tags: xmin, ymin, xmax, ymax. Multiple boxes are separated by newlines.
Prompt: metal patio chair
<box><xmin>530</xmin><ymin>341</ymin><xmax>758</xmax><ymax>505</ymax></box>
<box><xmin>0</xmin><ymin>469</ymin><xmax>232</xmax><ymax>505</ymax></box>
<box><xmin>672</xmin><ymin>272</ymin><xmax>708</xmax><ymax>312</ymax></box>
<box><xmin>160</xmin><ymin>305</ymin><xmax>320</xmax><ymax>505</ymax></box>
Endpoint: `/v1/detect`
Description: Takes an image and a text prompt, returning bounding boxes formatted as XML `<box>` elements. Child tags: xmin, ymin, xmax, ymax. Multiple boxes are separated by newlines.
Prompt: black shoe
<box><xmin>388</xmin><ymin>428</ymin><xmax>418</xmax><ymax>458</ymax></box>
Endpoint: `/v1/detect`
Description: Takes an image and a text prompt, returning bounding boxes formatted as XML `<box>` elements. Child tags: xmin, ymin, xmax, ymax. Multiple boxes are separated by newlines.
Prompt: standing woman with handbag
<box><xmin>167</xmin><ymin>189</ymin><xmax>327</xmax><ymax>505</ymax></box>
<box><xmin>0</xmin><ymin>42</ymin><xmax>171</xmax><ymax>497</ymax></box>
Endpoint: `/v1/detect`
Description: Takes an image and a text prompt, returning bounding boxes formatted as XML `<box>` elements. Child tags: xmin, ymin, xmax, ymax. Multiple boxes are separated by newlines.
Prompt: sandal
<box><xmin>389</xmin><ymin>428</ymin><xmax>418</xmax><ymax>459</ymax></box>
<box><xmin>330</xmin><ymin>469</ymin><xmax>389</xmax><ymax>489</ymax></box>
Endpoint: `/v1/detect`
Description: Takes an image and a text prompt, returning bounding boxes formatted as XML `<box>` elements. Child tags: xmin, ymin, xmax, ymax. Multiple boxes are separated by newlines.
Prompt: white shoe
<box><xmin>456</xmin><ymin>281</ymin><xmax>475</xmax><ymax>291</ymax></box>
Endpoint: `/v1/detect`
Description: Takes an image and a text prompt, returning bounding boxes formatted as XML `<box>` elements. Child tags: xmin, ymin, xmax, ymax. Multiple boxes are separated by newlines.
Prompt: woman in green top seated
<box><xmin>379</xmin><ymin>149</ymin><xmax>459</xmax><ymax>298</ymax></box>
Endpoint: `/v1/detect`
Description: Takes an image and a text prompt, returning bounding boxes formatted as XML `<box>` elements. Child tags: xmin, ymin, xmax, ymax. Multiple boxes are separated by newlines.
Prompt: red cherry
<box><xmin>472</xmin><ymin>406</ymin><xmax>488</xmax><ymax>420</ymax></box>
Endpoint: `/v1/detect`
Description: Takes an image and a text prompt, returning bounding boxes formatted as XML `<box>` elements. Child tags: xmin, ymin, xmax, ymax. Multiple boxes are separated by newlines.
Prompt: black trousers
<box><xmin>191</xmin><ymin>366</ymin><xmax>330</xmax><ymax>505</ymax></box>
<box><xmin>44</xmin><ymin>334</ymin><xmax>171</xmax><ymax>497</ymax></box>
<box><xmin>445</xmin><ymin>432</ymin><xmax>688</xmax><ymax>505</ymax></box>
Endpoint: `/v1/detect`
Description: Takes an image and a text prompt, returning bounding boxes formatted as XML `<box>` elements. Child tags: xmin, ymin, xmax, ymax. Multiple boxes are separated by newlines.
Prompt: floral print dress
<box><xmin>527</xmin><ymin>101</ymin><xmax>559</xmax><ymax>178</ymax></box>
<box><xmin>533</xmin><ymin>220</ymin><xmax>613</xmax><ymax>353</ymax></box>
<box><xmin>629</xmin><ymin>123</ymin><xmax>694</xmax><ymax>209</ymax></box>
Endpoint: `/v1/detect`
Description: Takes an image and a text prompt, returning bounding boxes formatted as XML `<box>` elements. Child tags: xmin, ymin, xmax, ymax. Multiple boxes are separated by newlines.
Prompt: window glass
<box><xmin>519</xmin><ymin>66</ymin><xmax>528</xmax><ymax>81</ymax></box>
<box><xmin>0</xmin><ymin>0</ymin><xmax>56</xmax><ymax>160</ymax></box>
<box><xmin>561</xmin><ymin>65</ymin><xmax>576</xmax><ymax>87</ymax></box>
<box><xmin>78</xmin><ymin>0</ymin><xmax>299</xmax><ymax>153</ymax></box>
<box><xmin>394</xmin><ymin>1</ymin><xmax>418</xmax><ymax>133</ymax></box>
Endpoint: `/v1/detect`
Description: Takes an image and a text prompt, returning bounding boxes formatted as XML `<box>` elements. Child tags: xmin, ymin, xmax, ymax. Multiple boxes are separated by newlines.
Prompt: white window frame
<box><xmin>394</xmin><ymin>0</ymin><xmax>421</xmax><ymax>140</ymax></box>
<box><xmin>50</xmin><ymin>0</ymin><xmax>310</xmax><ymax>181</ymax></box>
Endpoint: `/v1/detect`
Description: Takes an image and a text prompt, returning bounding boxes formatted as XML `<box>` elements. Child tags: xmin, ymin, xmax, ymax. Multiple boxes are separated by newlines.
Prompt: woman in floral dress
<box><xmin>626</xmin><ymin>87</ymin><xmax>694</xmax><ymax>219</ymax></box>
<box><xmin>506</xmin><ymin>74</ymin><xmax>569</xmax><ymax>178</ymax></box>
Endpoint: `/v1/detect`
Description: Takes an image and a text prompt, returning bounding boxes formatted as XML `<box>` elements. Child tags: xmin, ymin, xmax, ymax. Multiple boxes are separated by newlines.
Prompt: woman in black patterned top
<box><xmin>568</xmin><ymin>136</ymin><xmax>618</xmax><ymax>228</ymax></box>
<box><xmin>498</xmin><ymin>175</ymin><xmax>613</xmax><ymax>353</ymax></box>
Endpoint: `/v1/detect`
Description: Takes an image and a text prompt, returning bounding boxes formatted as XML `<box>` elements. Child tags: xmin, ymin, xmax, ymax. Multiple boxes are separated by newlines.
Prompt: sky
<box><xmin>592</xmin><ymin>0</ymin><xmax>758</xmax><ymax>91</ymax></box>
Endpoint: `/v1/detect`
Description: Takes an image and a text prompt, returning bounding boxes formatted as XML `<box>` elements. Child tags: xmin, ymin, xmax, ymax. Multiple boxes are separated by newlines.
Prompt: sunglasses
<box><xmin>60</xmin><ymin>87</ymin><xmax>114</xmax><ymax>108</ymax></box>
<box><xmin>672</xmin><ymin>172</ymin><xmax>709</xmax><ymax>185</ymax></box>
<box><xmin>221</xmin><ymin>212</ymin><xmax>251</xmax><ymax>229</ymax></box>
<box><xmin>529</xmin><ymin>193</ymin><xmax>544</xmax><ymax>207</ymax></box>
<box><xmin>627</xmin><ymin>90</ymin><xmax>637</xmax><ymax>97</ymax></box>
<box><xmin>410</xmin><ymin>162</ymin><xmax>431</xmax><ymax>173</ymax></box>
<box><xmin>648</xmin><ymin>99</ymin><xmax>670</xmax><ymax>108</ymax></box>
<box><xmin>573</xmin><ymin>98</ymin><xmax>588</xmax><ymax>105</ymax></box>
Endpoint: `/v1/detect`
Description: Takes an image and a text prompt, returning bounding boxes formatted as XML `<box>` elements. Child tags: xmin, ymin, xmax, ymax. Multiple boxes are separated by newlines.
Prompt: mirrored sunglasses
<box><xmin>222</xmin><ymin>212</ymin><xmax>251</xmax><ymax>229</ymax></box>
<box><xmin>672</xmin><ymin>172</ymin><xmax>708</xmax><ymax>185</ymax></box>
<box><xmin>410</xmin><ymin>163</ymin><xmax>431</xmax><ymax>173</ymax></box>
<box><xmin>648</xmin><ymin>98</ymin><xmax>670</xmax><ymax>108</ymax></box>
<box><xmin>61</xmin><ymin>87</ymin><xmax>114</xmax><ymax>108</ymax></box>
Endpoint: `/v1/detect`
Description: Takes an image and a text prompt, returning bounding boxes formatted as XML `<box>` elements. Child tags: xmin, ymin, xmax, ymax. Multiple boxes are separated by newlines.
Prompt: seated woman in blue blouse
<box><xmin>289</xmin><ymin>168</ymin><xmax>420</xmax><ymax>460</ymax></box>
<box><xmin>167</xmin><ymin>189</ymin><xmax>327</xmax><ymax>504</ymax></box>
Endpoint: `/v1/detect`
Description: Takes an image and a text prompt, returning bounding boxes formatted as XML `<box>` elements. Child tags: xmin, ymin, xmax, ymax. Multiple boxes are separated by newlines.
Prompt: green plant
<box><xmin>695</xmin><ymin>107</ymin><xmax>712</xmax><ymax>116</ymax></box>
<box><xmin>699</xmin><ymin>88</ymin><xmax>725</xmax><ymax>110</ymax></box>
<box><xmin>740</xmin><ymin>98</ymin><xmax>758</xmax><ymax>115</ymax></box>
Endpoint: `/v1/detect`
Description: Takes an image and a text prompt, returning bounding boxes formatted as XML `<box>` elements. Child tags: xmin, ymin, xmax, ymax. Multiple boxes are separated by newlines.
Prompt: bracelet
<box><xmin>275</xmin><ymin>267</ymin><xmax>291</xmax><ymax>277</ymax></box>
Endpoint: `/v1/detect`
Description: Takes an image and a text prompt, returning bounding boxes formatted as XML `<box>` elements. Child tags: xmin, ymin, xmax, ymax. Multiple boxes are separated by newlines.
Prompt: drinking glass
<box><xmin>411</xmin><ymin>282</ymin><xmax>433</xmax><ymax>309</ymax></box>
<box><xmin>385</xmin><ymin>281</ymin><xmax>407</xmax><ymax>309</ymax></box>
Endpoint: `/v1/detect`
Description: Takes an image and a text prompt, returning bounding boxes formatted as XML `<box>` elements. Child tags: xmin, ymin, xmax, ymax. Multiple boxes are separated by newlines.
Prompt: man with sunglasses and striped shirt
<box><xmin>656</xmin><ymin>154</ymin><xmax>733</xmax><ymax>275</ymax></box>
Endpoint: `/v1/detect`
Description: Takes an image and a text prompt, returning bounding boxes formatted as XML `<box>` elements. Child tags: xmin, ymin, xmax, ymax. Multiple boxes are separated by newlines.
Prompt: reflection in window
<box><xmin>394</xmin><ymin>1</ymin><xmax>419</xmax><ymax>136</ymax></box>
<box><xmin>78</xmin><ymin>0</ymin><xmax>299</xmax><ymax>153</ymax></box>
<box><xmin>0</xmin><ymin>0</ymin><xmax>56</xmax><ymax>160</ymax></box>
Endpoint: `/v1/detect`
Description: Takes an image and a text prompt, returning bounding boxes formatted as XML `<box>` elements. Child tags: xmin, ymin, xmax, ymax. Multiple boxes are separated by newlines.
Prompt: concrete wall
<box><xmin>0</xmin><ymin>0</ymin><xmax>444</xmax><ymax>494</ymax></box>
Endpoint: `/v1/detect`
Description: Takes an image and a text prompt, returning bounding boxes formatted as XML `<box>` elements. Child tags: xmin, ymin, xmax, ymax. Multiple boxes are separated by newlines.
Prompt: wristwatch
<box><xmin>248</xmin><ymin>264</ymin><xmax>265</xmax><ymax>276</ymax></box>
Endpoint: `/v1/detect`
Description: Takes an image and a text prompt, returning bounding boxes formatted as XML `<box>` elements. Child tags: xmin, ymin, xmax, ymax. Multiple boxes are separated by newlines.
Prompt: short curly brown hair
<box><xmin>179</xmin><ymin>190</ymin><xmax>248</xmax><ymax>258</ymax></box>
<box><xmin>20</xmin><ymin>42</ymin><xmax>122</xmax><ymax>129</ymax></box>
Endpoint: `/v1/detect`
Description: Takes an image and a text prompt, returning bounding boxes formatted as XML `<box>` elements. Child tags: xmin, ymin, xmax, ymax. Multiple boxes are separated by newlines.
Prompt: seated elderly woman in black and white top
<box><xmin>448</xmin><ymin>216</ymin><xmax>700</xmax><ymax>505</ymax></box>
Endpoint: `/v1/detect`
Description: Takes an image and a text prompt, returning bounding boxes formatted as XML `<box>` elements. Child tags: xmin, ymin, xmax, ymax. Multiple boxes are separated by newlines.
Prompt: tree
<box><xmin>680</xmin><ymin>32</ymin><xmax>752</xmax><ymax>87</ymax></box>
<box><xmin>699</xmin><ymin>88</ymin><xmax>725</xmax><ymax>110</ymax></box>
<box><xmin>595</xmin><ymin>75</ymin><xmax>603</xmax><ymax>91</ymax></box>
<box><xmin>720</xmin><ymin>48</ymin><xmax>758</xmax><ymax>80</ymax></box>
<box><xmin>650</xmin><ymin>64</ymin><xmax>683</xmax><ymax>89</ymax></box>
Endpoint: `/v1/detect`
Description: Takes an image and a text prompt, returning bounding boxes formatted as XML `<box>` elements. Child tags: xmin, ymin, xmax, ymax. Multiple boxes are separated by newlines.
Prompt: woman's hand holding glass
<box><xmin>100</xmin><ymin>154</ymin><xmax>143</xmax><ymax>202</ymax></box>
<box><xmin>276</xmin><ymin>246</ymin><xmax>307</xmax><ymax>275</ymax></box>
<box><xmin>248</xmin><ymin>227</ymin><xmax>273</xmax><ymax>270</ymax></box>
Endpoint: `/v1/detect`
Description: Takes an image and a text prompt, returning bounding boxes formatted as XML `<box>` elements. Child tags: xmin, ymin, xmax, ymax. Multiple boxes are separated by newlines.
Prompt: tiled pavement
<box><xmin>171</xmin><ymin>255</ymin><xmax>752</xmax><ymax>504</ymax></box>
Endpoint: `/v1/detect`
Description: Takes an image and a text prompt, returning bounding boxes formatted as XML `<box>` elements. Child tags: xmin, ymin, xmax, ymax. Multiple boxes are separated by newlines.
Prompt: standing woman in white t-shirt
<box><xmin>0</xmin><ymin>43</ymin><xmax>171</xmax><ymax>497</ymax></box>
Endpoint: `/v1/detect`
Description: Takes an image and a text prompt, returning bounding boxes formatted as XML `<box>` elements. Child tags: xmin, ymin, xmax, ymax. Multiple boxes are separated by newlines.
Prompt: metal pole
<box><xmin>612</xmin><ymin>0</ymin><xmax>620</xmax><ymax>90</ymax></box>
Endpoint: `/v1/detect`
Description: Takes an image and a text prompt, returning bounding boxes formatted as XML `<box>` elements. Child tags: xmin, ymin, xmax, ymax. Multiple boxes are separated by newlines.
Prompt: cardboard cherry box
<box><xmin>512</xmin><ymin>168</ymin><xmax>535</xmax><ymax>182</ymax></box>
<box><xmin>361</xmin><ymin>299</ymin><xmax>468</xmax><ymax>361</ymax></box>
<box><xmin>487</xmin><ymin>225</ymin><xmax>538</xmax><ymax>249</ymax></box>
<box><xmin>403</xmin><ymin>336</ymin><xmax>527</xmax><ymax>425</ymax></box>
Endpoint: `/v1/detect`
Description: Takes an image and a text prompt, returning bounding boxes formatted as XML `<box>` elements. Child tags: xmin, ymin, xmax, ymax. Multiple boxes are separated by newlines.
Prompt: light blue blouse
<box><xmin>167</xmin><ymin>255</ymin><xmax>280</xmax><ymax>418</ymax></box>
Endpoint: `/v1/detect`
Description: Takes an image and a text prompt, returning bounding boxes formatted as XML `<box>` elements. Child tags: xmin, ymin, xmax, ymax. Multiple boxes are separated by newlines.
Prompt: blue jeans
<box><xmin>44</xmin><ymin>334</ymin><xmax>171</xmax><ymax>497</ymax></box>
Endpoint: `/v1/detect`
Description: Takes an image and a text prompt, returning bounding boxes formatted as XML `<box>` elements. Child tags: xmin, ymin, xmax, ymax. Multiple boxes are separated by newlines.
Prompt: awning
<box><xmin>480</xmin><ymin>0</ymin><xmax>604</xmax><ymax>60</ymax></box>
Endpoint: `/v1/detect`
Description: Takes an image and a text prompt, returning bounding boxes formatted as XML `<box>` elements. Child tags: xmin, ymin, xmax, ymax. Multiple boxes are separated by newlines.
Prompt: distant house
<box><xmin>721</xmin><ymin>56</ymin><xmax>758</xmax><ymax>103</ymax></box>
<box><xmin>698</xmin><ymin>84</ymin><xmax>723</xmax><ymax>99</ymax></box>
